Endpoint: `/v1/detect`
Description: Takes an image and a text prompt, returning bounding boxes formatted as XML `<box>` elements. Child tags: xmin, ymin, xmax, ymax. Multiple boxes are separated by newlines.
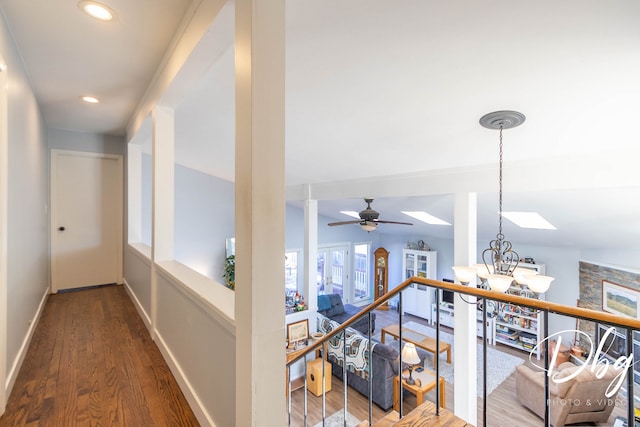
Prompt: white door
<box><xmin>51</xmin><ymin>150</ymin><xmax>123</xmax><ymax>292</ymax></box>
<box><xmin>317</xmin><ymin>245</ymin><xmax>349</xmax><ymax>301</ymax></box>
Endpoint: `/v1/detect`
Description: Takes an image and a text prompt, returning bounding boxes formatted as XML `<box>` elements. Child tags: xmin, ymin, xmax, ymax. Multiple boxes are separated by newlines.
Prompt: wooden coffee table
<box><xmin>393</xmin><ymin>368</ymin><xmax>446</xmax><ymax>411</ymax></box>
<box><xmin>381</xmin><ymin>324</ymin><xmax>451</xmax><ymax>369</ymax></box>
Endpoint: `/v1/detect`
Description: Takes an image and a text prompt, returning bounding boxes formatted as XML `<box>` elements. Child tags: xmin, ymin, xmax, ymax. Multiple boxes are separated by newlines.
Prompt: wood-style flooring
<box><xmin>290</xmin><ymin>308</ymin><xmax>624</xmax><ymax>426</ymax></box>
<box><xmin>0</xmin><ymin>284</ymin><xmax>199</xmax><ymax>427</ymax></box>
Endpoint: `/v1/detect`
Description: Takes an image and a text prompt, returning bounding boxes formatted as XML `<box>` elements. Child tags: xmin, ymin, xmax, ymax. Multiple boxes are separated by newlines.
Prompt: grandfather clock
<box><xmin>374</xmin><ymin>247</ymin><xmax>389</xmax><ymax>310</ymax></box>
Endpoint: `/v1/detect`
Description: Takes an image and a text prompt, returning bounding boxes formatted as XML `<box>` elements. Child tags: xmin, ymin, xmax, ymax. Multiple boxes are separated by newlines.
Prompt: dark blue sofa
<box><xmin>317</xmin><ymin>293</ymin><xmax>375</xmax><ymax>335</ymax></box>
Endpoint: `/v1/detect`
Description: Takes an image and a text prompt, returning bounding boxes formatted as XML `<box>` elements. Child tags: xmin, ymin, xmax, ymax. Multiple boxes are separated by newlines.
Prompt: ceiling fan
<box><xmin>328</xmin><ymin>198</ymin><xmax>413</xmax><ymax>232</ymax></box>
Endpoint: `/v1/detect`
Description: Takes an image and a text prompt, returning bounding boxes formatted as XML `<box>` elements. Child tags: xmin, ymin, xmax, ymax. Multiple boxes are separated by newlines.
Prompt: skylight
<box><xmin>501</xmin><ymin>212</ymin><xmax>557</xmax><ymax>230</ymax></box>
<box><xmin>339</xmin><ymin>211</ymin><xmax>361</xmax><ymax>219</ymax></box>
<box><xmin>401</xmin><ymin>211</ymin><xmax>450</xmax><ymax>225</ymax></box>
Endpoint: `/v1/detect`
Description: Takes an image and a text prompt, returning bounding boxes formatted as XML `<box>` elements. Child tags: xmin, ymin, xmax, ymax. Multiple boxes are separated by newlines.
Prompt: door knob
<box><xmin>58</xmin><ymin>226</ymin><xmax>65</xmax><ymax>231</ymax></box>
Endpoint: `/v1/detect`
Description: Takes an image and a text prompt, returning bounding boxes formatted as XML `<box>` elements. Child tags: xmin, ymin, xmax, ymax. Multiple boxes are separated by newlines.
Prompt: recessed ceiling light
<box><xmin>401</xmin><ymin>211</ymin><xmax>451</xmax><ymax>225</ymax></box>
<box><xmin>82</xmin><ymin>96</ymin><xmax>99</xmax><ymax>104</ymax></box>
<box><xmin>340</xmin><ymin>211</ymin><xmax>361</xmax><ymax>219</ymax></box>
<box><xmin>502</xmin><ymin>212</ymin><xmax>557</xmax><ymax>230</ymax></box>
<box><xmin>78</xmin><ymin>1</ymin><xmax>116</xmax><ymax>21</ymax></box>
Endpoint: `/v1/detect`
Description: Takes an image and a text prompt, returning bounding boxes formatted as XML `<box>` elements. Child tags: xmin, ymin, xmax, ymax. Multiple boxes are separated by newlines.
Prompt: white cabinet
<box><xmin>401</xmin><ymin>249</ymin><xmax>437</xmax><ymax>321</ymax></box>
<box><xmin>430</xmin><ymin>302</ymin><xmax>495</xmax><ymax>344</ymax></box>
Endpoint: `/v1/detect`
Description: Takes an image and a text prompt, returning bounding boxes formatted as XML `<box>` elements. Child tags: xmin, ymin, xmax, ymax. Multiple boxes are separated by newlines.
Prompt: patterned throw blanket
<box><xmin>317</xmin><ymin>314</ymin><xmax>376</xmax><ymax>380</ymax></box>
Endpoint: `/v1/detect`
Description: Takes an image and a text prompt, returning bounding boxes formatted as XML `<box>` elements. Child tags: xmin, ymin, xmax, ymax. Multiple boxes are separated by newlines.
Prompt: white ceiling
<box><xmin>2</xmin><ymin>0</ymin><xmax>640</xmax><ymax>251</ymax></box>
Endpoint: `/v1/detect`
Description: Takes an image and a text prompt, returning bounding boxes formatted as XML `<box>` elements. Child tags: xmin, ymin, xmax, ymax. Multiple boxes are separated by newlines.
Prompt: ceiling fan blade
<box><xmin>374</xmin><ymin>220</ymin><xmax>413</xmax><ymax>226</ymax></box>
<box><xmin>328</xmin><ymin>220</ymin><xmax>362</xmax><ymax>226</ymax></box>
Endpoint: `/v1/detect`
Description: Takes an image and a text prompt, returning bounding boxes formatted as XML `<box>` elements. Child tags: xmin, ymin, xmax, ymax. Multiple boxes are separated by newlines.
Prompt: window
<box><xmin>285</xmin><ymin>251</ymin><xmax>300</xmax><ymax>294</ymax></box>
<box><xmin>353</xmin><ymin>243</ymin><xmax>371</xmax><ymax>302</ymax></box>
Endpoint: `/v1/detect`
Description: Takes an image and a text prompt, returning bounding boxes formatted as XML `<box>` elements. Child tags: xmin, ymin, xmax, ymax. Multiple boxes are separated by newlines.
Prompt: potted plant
<box><xmin>223</xmin><ymin>255</ymin><xmax>235</xmax><ymax>290</ymax></box>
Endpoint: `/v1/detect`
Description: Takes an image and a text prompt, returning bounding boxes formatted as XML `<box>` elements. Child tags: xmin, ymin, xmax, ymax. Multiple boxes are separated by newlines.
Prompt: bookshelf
<box><xmin>493</xmin><ymin>262</ymin><xmax>545</xmax><ymax>359</ymax></box>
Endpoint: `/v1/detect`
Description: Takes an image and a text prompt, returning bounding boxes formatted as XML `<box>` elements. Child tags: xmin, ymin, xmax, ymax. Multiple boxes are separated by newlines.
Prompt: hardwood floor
<box><xmin>0</xmin><ymin>284</ymin><xmax>199</xmax><ymax>427</ymax></box>
<box><xmin>291</xmin><ymin>309</ymin><xmax>624</xmax><ymax>426</ymax></box>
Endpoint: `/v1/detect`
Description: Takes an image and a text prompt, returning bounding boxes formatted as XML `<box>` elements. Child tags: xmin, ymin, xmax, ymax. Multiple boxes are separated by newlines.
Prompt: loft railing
<box><xmin>286</xmin><ymin>277</ymin><xmax>640</xmax><ymax>426</ymax></box>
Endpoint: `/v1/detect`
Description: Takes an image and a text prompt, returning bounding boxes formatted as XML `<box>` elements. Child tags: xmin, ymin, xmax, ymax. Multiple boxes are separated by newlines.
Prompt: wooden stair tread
<box><xmin>368</xmin><ymin>410</ymin><xmax>399</xmax><ymax>426</ymax></box>
<box><xmin>393</xmin><ymin>401</ymin><xmax>472</xmax><ymax>427</ymax></box>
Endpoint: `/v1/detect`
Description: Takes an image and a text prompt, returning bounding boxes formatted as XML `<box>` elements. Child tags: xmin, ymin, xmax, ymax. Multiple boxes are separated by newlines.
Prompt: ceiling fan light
<box><xmin>360</xmin><ymin>221</ymin><xmax>377</xmax><ymax>232</ymax></box>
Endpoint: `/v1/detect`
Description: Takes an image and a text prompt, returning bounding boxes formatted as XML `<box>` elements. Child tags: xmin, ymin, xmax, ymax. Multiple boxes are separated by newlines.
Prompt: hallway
<box><xmin>0</xmin><ymin>285</ymin><xmax>199</xmax><ymax>426</ymax></box>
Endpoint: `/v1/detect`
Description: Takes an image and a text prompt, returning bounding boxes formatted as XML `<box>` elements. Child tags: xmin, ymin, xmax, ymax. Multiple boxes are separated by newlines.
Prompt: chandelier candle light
<box><xmin>453</xmin><ymin>111</ymin><xmax>554</xmax><ymax>294</ymax></box>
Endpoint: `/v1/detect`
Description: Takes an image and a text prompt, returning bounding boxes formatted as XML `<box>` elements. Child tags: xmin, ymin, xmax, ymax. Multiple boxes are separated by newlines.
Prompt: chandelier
<box><xmin>453</xmin><ymin>111</ymin><xmax>554</xmax><ymax>294</ymax></box>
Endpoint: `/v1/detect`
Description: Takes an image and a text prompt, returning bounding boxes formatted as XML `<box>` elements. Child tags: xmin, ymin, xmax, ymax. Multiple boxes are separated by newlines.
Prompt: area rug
<box><xmin>312</xmin><ymin>410</ymin><xmax>360</xmax><ymax>427</ymax></box>
<box><xmin>403</xmin><ymin>321</ymin><xmax>524</xmax><ymax>397</ymax></box>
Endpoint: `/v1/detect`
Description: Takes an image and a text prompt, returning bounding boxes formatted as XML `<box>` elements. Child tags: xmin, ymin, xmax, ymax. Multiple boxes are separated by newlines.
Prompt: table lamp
<box><xmin>401</xmin><ymin>343</ymin><xmax>421</xmax><ymax>385</ymax></box>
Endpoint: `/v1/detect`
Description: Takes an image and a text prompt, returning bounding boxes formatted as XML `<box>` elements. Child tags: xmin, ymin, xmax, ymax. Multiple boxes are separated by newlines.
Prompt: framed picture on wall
<box><xmin>287</xmin><ymin>319</ymin><xmax>309</xmax><ymax>344</ymax></box>
<box><xmin>602</xmin><ymin>280</ymin><xmax>640</xmax><ymax>318</ymax></box>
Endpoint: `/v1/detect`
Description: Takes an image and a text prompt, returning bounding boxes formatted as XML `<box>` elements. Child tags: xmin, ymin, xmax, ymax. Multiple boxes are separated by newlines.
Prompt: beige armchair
<box><xmin>515</xmin><ymin>361</ymin><xmax>620</xmax><ymax>426</ymax></box>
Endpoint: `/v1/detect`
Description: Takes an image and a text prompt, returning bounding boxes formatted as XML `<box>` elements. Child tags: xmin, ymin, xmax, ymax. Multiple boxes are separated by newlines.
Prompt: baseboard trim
<box><xmin>154</xmin><ymin>329</ymin><xmax>216</xmax><ymax>427</ymax></box>
<box><xmin>5</xmin><ymin>286</ymin><xmax>49</xmax><ymax>394</ymax></box>
<box><xmin>122</xmin><ymin>278</ymin><xmax>151</xmax><ymax>332</ymax></box>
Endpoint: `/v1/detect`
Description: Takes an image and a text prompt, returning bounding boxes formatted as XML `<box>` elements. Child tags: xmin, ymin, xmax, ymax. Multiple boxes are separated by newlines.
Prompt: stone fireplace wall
<box><xmin>578</xmin><ymin>261</ymin><xmax>640</xmax><ymax>339</ymax></box>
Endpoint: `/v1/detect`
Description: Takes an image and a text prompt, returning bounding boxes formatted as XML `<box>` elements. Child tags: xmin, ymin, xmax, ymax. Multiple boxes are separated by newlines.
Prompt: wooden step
<box><xmin>371</xmin><ymin>410</ymin><xmax>400</xmax><ymax>426</ymax></box>
<box><xmin>393</xmin><ymin>401</ymin><xmax>471</xmax><ymax>427</ymax></box>
<box><xmin>355</xmin><ymin>410</ymin><xmax>399</xmax><ymax>427</ymax></box>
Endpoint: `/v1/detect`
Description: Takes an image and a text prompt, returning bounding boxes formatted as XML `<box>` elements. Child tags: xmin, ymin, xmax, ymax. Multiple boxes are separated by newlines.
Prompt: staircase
<box><xmin>357</xmin><ymin>402</ymin><xmax>471</xmax><ymax>427</ymax></box>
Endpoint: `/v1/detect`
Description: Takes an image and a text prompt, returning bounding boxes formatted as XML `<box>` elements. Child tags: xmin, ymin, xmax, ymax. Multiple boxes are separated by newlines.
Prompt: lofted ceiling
<box><xmin>1</xmin><ymin>0</ymin><xmax>639</xmax><ymax>251</ymax></box>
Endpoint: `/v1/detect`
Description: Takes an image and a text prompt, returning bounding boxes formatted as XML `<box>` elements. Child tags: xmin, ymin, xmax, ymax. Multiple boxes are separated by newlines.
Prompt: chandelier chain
<box><xmin>498</xmin><ymin>125</ymin><xmax>503</xmax><ymax>239</ymax></box>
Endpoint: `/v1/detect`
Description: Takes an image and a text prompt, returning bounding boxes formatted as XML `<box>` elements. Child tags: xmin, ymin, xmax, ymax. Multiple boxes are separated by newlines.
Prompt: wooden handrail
<box><xmin>287</xmin><ymin>276</ymin><xmax>640</xmax><ymax>427</ymax></box>
<box><xmin>286</xmin><ymin>276</ymin><xmax>640</xmax><ymax>366</ymax></box>
<box><xmin>411</xmin><ymin>276</ymin><xmax>640</xmax><ymax>329</ymax></box>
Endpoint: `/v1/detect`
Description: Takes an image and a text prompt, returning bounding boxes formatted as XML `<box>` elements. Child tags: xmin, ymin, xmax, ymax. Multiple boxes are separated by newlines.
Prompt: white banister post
<box><xmin>151</xmin><ymin>105</ymin><xmax>175</xmax><ymax>338</ymax></box>
<box><xmin>304</xmin><ymin>190</ymin><xmax>318</xmax><ymax>330</ymax></box>
<box><xmin>235</xmin><ymin>0</ymin><xmax>286</xmax><ymax>425</ymax></box>
<box><xmin>453</xmin><ymin>192</ymin><xmax>478</xmax><ymax>424</ymax></box>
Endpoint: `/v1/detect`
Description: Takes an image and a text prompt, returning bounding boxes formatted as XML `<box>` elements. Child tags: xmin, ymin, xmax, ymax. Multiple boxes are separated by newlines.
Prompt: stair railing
<box><xmin>287</xmin><ymin>277</ymin><xmax>640</xmax><ymax>427</ymax></box>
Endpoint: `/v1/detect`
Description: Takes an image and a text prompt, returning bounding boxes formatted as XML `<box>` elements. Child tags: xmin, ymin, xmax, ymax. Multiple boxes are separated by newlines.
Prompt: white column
<box><xmin>304</xmin><ymin>194</ymin><xmax>318</xmax><ymax>327</ymax></box>
<box><xmin>235</xmin><ymin>0</ymin><xmax>286</xmax><ymax>425</ymax></box>
<box><xmin>127</xmin><ymin>144</ymin><xmax>142</xmax><ymax>244</ymax></box>
<box><xmin>151</xmin><ymin>105</ymin><xmax>175</xmax><ymax>337</ymax></box>
<box><xmin>453</xmin><ymin>192</ymin><xmax>477</xmax><ymax>424</ymax></box>
<box><xmin>0</xmin><ymin>59</ymin><xmax>7</xmax><ymax>414</ymax></box>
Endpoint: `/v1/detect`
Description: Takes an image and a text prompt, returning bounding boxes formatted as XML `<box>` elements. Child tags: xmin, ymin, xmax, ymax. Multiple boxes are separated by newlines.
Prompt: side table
<box><xmin>393</xmin><ymin>368</ymin><xmax>445</xmax><ymax>411</ymax></box>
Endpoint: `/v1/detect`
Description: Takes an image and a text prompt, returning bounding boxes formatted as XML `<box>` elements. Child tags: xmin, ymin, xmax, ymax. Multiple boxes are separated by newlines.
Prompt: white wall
<box><xmin>140</xmin><ymin>153</ymin><xmax>235</xmax><ymax>282</ymax></box>
<box><xmin>155</xmin><ymin>269</ymin><xmax>235</xmax><ymax>427</ymax></box>
<box><xmin>48</xmin><ymin>128</ymin><xmax>125</xmax><ymax>155</ymax></box>
<box><xmin>580</xmin><ymin>248</ymin><xmax>640</xmax><ymax>273</ymax></box>
<box><xmin>174</xmin><ymin>163</ymin><xmax>234</xmax><ymax>281</ymax></box>
<box><xmin>124</xmin><ymin>247</ymin><xmax>152</xmax><ymax>326</ymax></box>
<box><xmin>0</xmin><ymin>12</ymin><xmax>50</xmax><ymax>402</ymax></box>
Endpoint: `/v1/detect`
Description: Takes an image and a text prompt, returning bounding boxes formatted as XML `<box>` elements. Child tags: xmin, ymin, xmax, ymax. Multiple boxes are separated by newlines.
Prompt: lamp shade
<box><xmin>360</xmin><ymin>221</ymin><xmax>377</xmax><ymax>232</ymax></box>
<box><xmin>525</xmin><ymin>274</ymin><xmax>554</xmax><ymax>293</ymax></box>
<box><xmin>486</xmin><ymin>274</ymin><xmax>513</xmax><ymax>293</ymax></box>
<box><xmin>473</xmin><ymin>263</ymin><xmax>494</xmax><ymax>280</ymax></box>
<box><xmin>513</xmin><ymin>267</ymin><xmax>537</xmax><ymax>285</ymax></box>
<box><xmin>452</xmin><ymin>266</ymin><xmax>477</xmax><ymax>284</ymax></box>
<box><xmin>401</xmin><ymin>343</ymin><xmax>421</xmax><ymax>365</ymax></box>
